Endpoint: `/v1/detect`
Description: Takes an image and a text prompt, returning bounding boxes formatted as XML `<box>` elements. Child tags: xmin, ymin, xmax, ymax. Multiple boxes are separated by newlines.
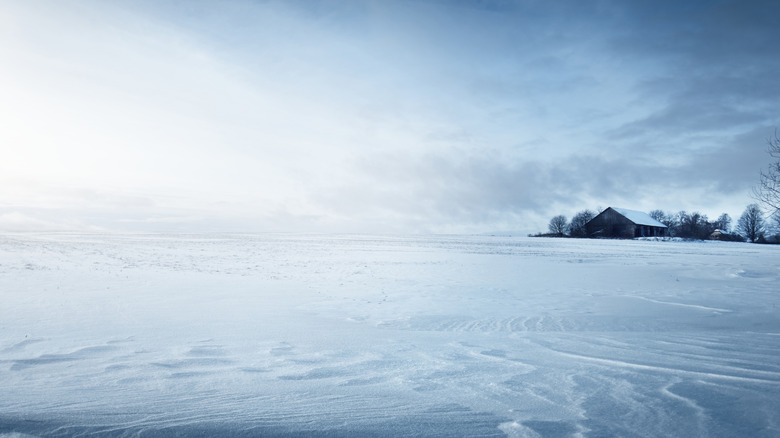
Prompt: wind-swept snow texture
<box><xmin>1</xmin><ymin>234</ymin><xmax>779</xmax><ymax>437</ymax></box>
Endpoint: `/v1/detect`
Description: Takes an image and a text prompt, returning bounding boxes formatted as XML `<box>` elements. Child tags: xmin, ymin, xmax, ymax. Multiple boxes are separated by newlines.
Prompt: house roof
<box><xmin>611</xmin><ymin>207</ymin><xmax>668</xmax><ymax>228</ymax></box>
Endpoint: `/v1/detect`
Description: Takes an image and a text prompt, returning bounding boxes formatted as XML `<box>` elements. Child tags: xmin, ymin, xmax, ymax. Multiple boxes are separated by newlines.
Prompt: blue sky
<box><xmin>1</xmin><ymin>0</ymin><xmax>779</xmax><ymax>233</ymax></box>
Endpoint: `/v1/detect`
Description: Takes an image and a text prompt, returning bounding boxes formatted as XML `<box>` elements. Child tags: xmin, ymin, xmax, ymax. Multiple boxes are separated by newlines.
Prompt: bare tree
<box><xmin>548</xmin><ymin>215</ymin><xmax>568</xmax><ymax>236</ymax></box>
<box><xmin>670</xmin><ymin>211</ymin><xmax>689</xmax><ymax>237</ymax></box>
<box><xmin>569</xmin><ymin>209</ymin><xmax>595</xmax><ymax>238</ymax></box>
<box><xmin>737</xmin><ymin>204</ymin><xmax>765</xmax><ymax>243</ymax></box>
<box><xmin>686</xmin><ymin>212</ymin><xmax>711</xmax><ymax>239</ymax></box>
<box><xmin>649</xmin><ymin>210</ymin><xmax>677</xmax><ymax>231</ymax></box>
<box><xmin>768</xmin><ymin>213</ymin><xmax>780</xmax><ymax>243</ymax></box>
<box><xmin>714</xmin><ymin>213</ymin><xmax>732</xmax><ymax>233</ymax></box>
<box><xmin>648</xmin><ymin>210</ymin><xmax>666</xmax><ymax>223</ymax></box>
<box><xmin>754</xmin><ymin>131</ymin><xmax>780</xmax><ymax>214</ymax></box>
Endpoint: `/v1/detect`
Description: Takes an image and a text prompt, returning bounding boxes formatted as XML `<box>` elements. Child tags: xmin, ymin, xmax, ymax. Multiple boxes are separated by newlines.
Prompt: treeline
<box><xmin>535</xmin><ymin>204</ymin><xmax>780</xmax><ymax>243</ymax></box>
<box><xmin>646</xmin><ymin>210</ymin><xmax>740</xmax><ymax>240</ymax></box>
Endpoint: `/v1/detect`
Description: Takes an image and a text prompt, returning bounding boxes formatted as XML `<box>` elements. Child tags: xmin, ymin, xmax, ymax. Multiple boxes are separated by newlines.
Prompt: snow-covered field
<box><xmin>1</xmin><ymin>233</ymin><xmax>779</xmax><ymax>437</ymax></box>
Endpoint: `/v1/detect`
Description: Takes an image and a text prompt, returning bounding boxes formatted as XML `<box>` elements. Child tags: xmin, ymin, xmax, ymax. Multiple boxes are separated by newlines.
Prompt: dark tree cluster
<box><xmin>530</xmin><ymin>208</ymin><xmax>599</xmax><ymax>238</ymax></box>
<box><xmin>533</xmin><ymin>205</ymin><xmax>778</xmax><ymax>243</ymax></box>
<box><xmin>646</xmin><ymin>210</ymin><xmax>740</xmax><ymax>240</ymax></box>
<box><xmin>569</xmin><ymin>209</ymin><xmax>596</xmax><ymax>237</ymax></box>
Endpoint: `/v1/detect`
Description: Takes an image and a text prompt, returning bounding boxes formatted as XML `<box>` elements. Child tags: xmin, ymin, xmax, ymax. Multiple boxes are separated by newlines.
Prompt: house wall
<box><xmin>636</xmin><ymin>225</ymin><xmax>666</xmax><ymax>237</ymax></box>
<box><xmin>586</xmin><ymin>208</ymin><xmax>636</xmax><ymax>238</ymax></box>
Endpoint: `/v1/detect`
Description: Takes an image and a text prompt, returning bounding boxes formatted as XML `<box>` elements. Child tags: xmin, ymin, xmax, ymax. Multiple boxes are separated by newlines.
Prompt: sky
<box><xmin>1</xmin><ymin>0</ymin><xmax>779</xmax><ymax>234</ymax></box>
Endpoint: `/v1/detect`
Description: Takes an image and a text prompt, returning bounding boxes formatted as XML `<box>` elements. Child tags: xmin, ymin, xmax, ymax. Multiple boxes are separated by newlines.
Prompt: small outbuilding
<box><xmin>709</xmin><ymin>229</ymin><xmax>730</xmax><ymax>241</ymax></box>
<box><xmin>585</xmin><ymin>207</ymin><xmax>668</xmax><ymax>238</ymax></box>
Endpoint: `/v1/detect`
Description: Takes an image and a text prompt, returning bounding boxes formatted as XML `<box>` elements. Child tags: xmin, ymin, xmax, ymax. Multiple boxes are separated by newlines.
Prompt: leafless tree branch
<box><xmin>753</xmin><ymin>130</ymin><xmax>780</xmax><ymax>212</ymax></box>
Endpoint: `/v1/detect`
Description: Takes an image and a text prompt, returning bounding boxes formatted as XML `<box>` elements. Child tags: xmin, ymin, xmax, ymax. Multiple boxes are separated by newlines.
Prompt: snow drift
<box><xmin>1</xmin><ymin>234</ymin><xmax>778</xmax><ymax>437</ymax></box>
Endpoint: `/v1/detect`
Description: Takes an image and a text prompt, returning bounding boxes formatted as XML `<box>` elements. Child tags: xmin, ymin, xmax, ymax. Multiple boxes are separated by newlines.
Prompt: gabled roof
<box><xmin>611</xmin><ymin>207</ymin><xmax>667</xmax><ymax>228</ymax></box>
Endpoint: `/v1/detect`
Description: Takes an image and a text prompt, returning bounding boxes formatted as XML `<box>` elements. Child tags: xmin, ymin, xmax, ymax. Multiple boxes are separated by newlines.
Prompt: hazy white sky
<box><xmin>2</xmin><ymin>0</ymin><xmax>779</xmax><ymax>233</ymax></box>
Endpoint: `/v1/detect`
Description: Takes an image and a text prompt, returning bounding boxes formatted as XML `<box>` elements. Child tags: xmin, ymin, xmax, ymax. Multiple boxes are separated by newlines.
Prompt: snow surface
<box><xmin>1</xmin><ymin>233</ymin><xmax>779</xmax><ymax>437</ymax></box>
<box><xmin>611</xmin><ymin>208</ymin><xmax>668</xmax><ymax>228</ymax></box>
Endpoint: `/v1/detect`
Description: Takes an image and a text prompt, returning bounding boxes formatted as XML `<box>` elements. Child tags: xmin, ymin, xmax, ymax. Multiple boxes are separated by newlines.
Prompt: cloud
<box><xmin>1</xmin><ymin>0</ymin><xmax>778</xmax><ymax>234</ymax></box>
<box><xmin>606</xmin><ymin>0</ymin><xmax>780</xmax><ymax>144</ymax></box>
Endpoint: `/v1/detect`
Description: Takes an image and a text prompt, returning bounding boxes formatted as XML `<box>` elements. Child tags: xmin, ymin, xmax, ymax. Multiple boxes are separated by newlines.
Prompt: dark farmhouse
<box><xmin>585</xmin><ymin>207</ymin><xmax>668</xmax><ymax>238</ymax></box>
